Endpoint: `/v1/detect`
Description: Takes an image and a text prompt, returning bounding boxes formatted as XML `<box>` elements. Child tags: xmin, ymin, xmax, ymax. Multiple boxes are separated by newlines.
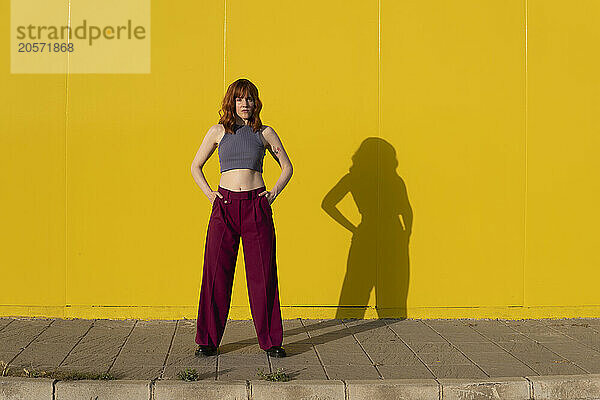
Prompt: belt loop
<box><xmin>220</xmin><ymin>186</ymin><xmax>230</xmax><ymax>203</ymax></box>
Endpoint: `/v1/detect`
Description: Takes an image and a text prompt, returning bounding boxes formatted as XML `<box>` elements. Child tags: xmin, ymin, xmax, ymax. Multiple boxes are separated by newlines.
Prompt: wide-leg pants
<box><xmin>195</xmin><ymin>185</ymin><xmax>283</xmax><ymax>351</ymax></box>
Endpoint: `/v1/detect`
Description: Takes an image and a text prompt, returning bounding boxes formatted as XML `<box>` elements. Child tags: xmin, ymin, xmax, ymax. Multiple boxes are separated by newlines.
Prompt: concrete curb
<box><xmin>1</xmin><ymin>374</ymin><xmax>600</xmax><ymax>399</ymax></box>
<box><xmin>528</xmin><ymin>374</ymin><xmax>600</xmax><ymax>400</ymax></box>
<box><xmin>55</xmin><ymin>379</ymin><xmax>150</xmax><ymax>400</ymax></box>
<box><xmin>251</xmin><ymin>379</ymin><xmax>344</xmax><ymax>400</ymax></box>
<box><xmin>0</xmin><ymin>376</ymin><xmax>54</xmax><ymax>400</ymax></box>
<box><xmin>346</xmin><ymin>379</ymin><xmax>439</xmax><ymax>400</ymax></box>
<box><xmin>439</xmin><ymin>377</ymin><xmax>531</xmax><ymax>400</ymax></box>
<box><xmin>153</xmin><ymin>380</ymin><xmax>248</xmax><ymax>400</ymax></box>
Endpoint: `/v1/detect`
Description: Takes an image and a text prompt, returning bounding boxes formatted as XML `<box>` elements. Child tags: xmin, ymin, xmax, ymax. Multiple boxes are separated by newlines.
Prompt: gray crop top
<box><xmin>218</xmin><ymin>124</ymin><xmax>266</xmax><ymax>173</ymax></box>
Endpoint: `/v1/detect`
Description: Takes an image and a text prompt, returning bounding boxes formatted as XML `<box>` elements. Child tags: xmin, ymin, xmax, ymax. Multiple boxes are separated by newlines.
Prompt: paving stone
<box><xmin>343</xmin><ymin>318</ymin><xmax>387</xmax><ymax>327</ymax></box>
<box><xmin>0</xmin><ymin>319</ymin><xmax>13</xmax><ymax>331</ymax></box>
<box><xmin>392</xmin><ymin>329</ymin><xmax>443</xmax><ymax>340</ymax></box>
<box><xmin>385</xmin><ymin>319</ymin><xmax>429</xmax><ymax>329</ymax></box>
<box><xmin>345</xmin><ymin>325</ymin><xmax>390</xmax><ymax>337</ymax></box>
<box><xmin>136</xmin><ymin>319</ymin><xmax>176</xmax><ymax>328</ymax></box>
<box><xmin>521</xmin><ymin>333</ymin><xmax>571</xmax><ymax>343</ymax></box>
<box><xmin>466</xmin><ymin>327</ymin><xmax>520</xmax><ymax>336</ymax></box>
<box><xmin>31</xmin><ymin>319</ymin><xmax>93</xmax><ymax>345</ymax></box>
<box><xmin>108</xmin><ymin>364</ymin><xmax>162</xmax><ymax>380</ymax></box>
<box><xmin>405</xmin><ymin>341</ymin><xmax>456</xmax><ymax>353</ymax></box>
<box><xmin>428</xmin><ymin>364</ymin><xmax>488</xmax><ymax>379</ymax></box>
<box><xmin>427</xmin><ymin>323</ymin><xmax>473</xmax><ymax>331</ymax></box>
<box><xmin>377</xmin><ymin>364</ymin><xmax>436</xmax><ymax>379</ymax></box>
<box><xmin>9</xmin><ymin>342</ymin><xmax>76</xmax><ymax>367</ymax></box>
<box><xmin>93</xmin><ymin>319</ymin><xmax>136</xmax><ymax>328</ymax></box>
<box><xmin>526</xmin><ymin>361</ymin><xmax>588</xmax><ymax>375</ymax></box>
<box><xmin>514</xmin><ymin>351</ymin><xmax>570</xmax><ymax>363</ymax></box>
<box><xmin>478</xmin><ymin>363</ymin><xmax>538</xmax><ymax>377</ymax></box>
<box><xmin>217</xmin><ymin>365</ymin><xmax>268</xmax><ymax>380</ymax></box>
<box><xmin>324</xmin><ymin>365</ymin><xmax>380</xmax><ymax>379</ymax></box>
<box><xmin>401</xmin><ymin>335</ymin><xmax>448</xmax><ymax>344</ymax></box>
<box><xmin>310</xmin><ymin>335</ymin><xmax>359</xmax><ymax>346</ymax></box>
<box><xmin>165</xmin><ymin>351</ymin><xmax>217</xmax><ymax>367</ymax></box>
<box><xmin>169</xmin><ymin>324</ymin><xmax>197</xmax><ymax>351</ymax></box>
<box><xmin>268</xmin><ymin>348</ymin><xmax>321</xmax><ymax>366</ymax></box>
<box><xmin>0</xmin><ymin>320</ymin><xmax>53</xmax><ymax>353</ymax></box>
<box><xmin>542</xmin><ymin>342</ymin><xmax>598</xmax><ymax>355</ymax></box>
<box><xmin>318</xmin><ymin>350</ymin><xmax>372</xmax><ymax>366</ymax></box>
<box><xmin>276</xmin><ymin>343</ymin><xmax>314</xmax><ymax>355</ymax></box>
<box><xmin>169</xmin><ymin>342</ymin><xmax>200</xmax><ymax>358</ymax></box>
<box><xmin>2</xmin><ymin>317</ymin><xmax>600</xmax><ymax>386</ymax></box>
<box><xmin>123</xmin><ymin>334</ymin><xmax>174</xmax><ymax>348</ymax></box>
<box><xmin>0</xmin><ymin>352</ymin><xmax>18</xmax><ymax>364</ymax></box>
<box><xmin>218</xmin><ymin>342</ymin><xmax>263</xmax><ymax>355</ymax></box>
<box><xmin>417</xmin><ymin>351</ymin><xmax>474</xmax><ymax>366</ymax></box>
<box><xmin>314</xmin><ymin>342</ymin><xmax>364</xmax><ymax>354</ymax></box>
<box><xmin>310</xmin><ymin>334</ymin><xmax>358</xmax><ymax>346</ymax></box>
<box><xmin>53</xmin><ymin>364</ymin><xmax>111</xmax><ymax>375</ymax></box>
<box><xmin>281</xmin><ymin>320</ymin><xmax>310</xmax><ymax>344</ymax></box>
<box><xmin>479</xmin><ymin>334</ymin><xmax>531</xmax><ymax>343</ymax></box>
<box><xmin>118</xmin><ymin>344</ymin><xmax>170</xmax><ymax>357</ymax></box>
<box><xmin>355</xmin><ymin>332</ymin><xmax>399</xmax><ymax>344</ymax></box>
<box><xmin>302</xmin><ymin>319</ymin><xmax>345</xmax><ymax>329</ymax></box>
<box><xmin>455</xmin><ymin>342</ymin><xmax>508</xmax><ymax>354</ymax></box>
<box><xmin>464</xmin><ymin>351</ymin><xmax>527</xmax><ymax>365</ymax></box>
<box><xmin>440</xmin><ymin>332</ymin><xmax>491</xmax><ymax>342</ymax></box>
<box><xmin>269</xmin><ymin>365</ymin><xmax>328</xmax><ymax>380</ymax></box>
<box><xmin>161</xmin><ymin>365</ymin><xmax>217</xmax><ymax>380</ymax></box>
<box><xmin>497</xmin><ymin>341</ymin><xmax>557</xmax><ymax>354</ymax></box>
<box><xmin>347</xmin><ymin>324</ymin><xmax>392</xmax><ymax>334</ymax></box>
<box><xmin>368</xmin><ymin>352</ymin><xmax>425</xmax><ymax>366</ymax></box>
<box><xmin>59</xmin><ymin>352</ymin><xmax>116</xmax><ymax>368</ymax></box>
<box><xmin>563</xmin><ymin>354</ymin><xmax>600</xmax><ymax>373</ymax></box>
<box><xmin>5</xmin><ymin>364</ymin><xmax>61</xmax><ymax>377</ymax></box>
<box><xmin>69</xmin><ymin>330</ymin><xmax>129</xmax><ymax>356</ymax></box>
<box><xmin>112</xmin><ymin>352</ymin><xmax>166</xmax><ymax>367</ymax></box>
<box><xmin>218</xmin><ymin>353</ymin><xmax>268</xmax><ymax>367</ymax></box>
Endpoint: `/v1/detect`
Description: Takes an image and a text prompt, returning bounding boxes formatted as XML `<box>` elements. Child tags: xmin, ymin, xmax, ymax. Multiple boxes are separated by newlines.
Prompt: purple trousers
<box><xmin>195</xmin><ymin>185</ymin><xmax>283</xmax><ymax>350</ymax></box>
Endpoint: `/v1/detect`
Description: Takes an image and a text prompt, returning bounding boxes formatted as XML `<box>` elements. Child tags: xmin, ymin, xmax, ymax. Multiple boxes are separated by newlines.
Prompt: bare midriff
<box><xmin>219</xmin><ymin>169</ymin><xmax>266</xmax><ymax>192</ymax></box>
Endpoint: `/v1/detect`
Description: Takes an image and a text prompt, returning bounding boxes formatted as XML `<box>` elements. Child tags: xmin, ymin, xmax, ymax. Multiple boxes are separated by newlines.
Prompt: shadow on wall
<box><xmin>321</xmin><ymin>137</ymin><xmax>413</xmax><ymax>320</ymax></box>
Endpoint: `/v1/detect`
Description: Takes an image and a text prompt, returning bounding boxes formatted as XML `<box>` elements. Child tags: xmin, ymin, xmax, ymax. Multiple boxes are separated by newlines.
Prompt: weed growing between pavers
<box><xmin>51</xmin><ymin>371</ymin><xmax>115</xmax><ymax>381</ymax></box>
<box><xmin>256</xmin><ymin>367</ymin><xmax>291</xmax><ymax>382</ymax></box>
<box><xmin>1</xmin><ymin>361</ymin><xmax>9</xmax><ymax>376</ymax></box>
<box><xmin>177</xmin><ymin>368</ymin><xmax>200</xmax><ymax>381</ymax></box>
<box><xmin>0</xmin><ymin>361</ymin><xmax>115</xmax><ymax>381</ymax></box>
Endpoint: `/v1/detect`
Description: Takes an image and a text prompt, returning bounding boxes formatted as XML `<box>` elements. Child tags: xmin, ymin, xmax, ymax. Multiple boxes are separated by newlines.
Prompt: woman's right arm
<box><xmin>190</xmin><ymin>124</ymin><xmax>223</xmax><ymax>203</ymax></box>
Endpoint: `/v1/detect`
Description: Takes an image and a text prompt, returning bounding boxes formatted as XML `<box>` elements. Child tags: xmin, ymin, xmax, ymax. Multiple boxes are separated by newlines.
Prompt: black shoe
<box><xmin>195</xmin><ymin>345</ymin><xmax>217</xmax><ymax>357</ymax></box>
<box><xmin>265</xmin><ymin>346</ymin><xmax>286</xmax><ymax>358</ymax></box>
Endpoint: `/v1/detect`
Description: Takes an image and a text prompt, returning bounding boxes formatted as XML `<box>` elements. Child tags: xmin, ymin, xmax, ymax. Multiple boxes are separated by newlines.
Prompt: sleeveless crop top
<box><xmin>218</xmin><ymin>124</ymin><xmax>266</xmax><ymax>173</ymax></box>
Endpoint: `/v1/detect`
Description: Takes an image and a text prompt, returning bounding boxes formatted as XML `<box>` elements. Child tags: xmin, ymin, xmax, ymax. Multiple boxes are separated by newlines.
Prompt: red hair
<box><xmin>218</xmin><ymin>78</ymin><xmax>263</xmax><ymax>134</ymax></box>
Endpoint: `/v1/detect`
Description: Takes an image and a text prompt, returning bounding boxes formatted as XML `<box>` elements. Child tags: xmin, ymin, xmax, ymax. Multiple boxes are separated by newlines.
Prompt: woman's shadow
<box><xmin>321</xmin><ymin>137</ymin><xmax>412</xmax><ymax>320</ymax></box>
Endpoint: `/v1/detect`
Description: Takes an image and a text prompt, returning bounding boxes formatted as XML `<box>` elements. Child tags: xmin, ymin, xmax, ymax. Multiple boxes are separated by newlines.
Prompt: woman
<box><xmin>190</xmin><ymin>78</ymin><xmax>293</xmax><ymax>358</ymax></box>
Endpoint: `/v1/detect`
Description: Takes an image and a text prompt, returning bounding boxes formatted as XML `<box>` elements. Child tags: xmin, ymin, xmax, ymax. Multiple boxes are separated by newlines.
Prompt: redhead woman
<box><xmin>190</xmin><ymin>78</ymin><xmax>293</xmax><ymax>358</ymax></box>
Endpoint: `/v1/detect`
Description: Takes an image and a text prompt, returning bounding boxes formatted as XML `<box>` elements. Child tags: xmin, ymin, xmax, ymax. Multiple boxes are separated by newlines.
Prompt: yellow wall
<box><xmin>2</xmin><ymin>0</ymin><xmax>599</xmax><ymax>320</ymax></box>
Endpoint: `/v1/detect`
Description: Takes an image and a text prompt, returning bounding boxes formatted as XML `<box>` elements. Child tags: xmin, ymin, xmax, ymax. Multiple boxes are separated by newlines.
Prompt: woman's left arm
<box><xmin>263</xmin><ymin>126</ymin><xmax>293</xmax><ymax>202</ymax></box>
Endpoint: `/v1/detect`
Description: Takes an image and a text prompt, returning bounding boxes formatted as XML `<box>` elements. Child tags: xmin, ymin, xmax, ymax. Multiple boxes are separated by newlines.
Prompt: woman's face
<box><xmin>235</xmin><ymin>95</ymin><xmax>255</xmax><ymax>120</ymax></box>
